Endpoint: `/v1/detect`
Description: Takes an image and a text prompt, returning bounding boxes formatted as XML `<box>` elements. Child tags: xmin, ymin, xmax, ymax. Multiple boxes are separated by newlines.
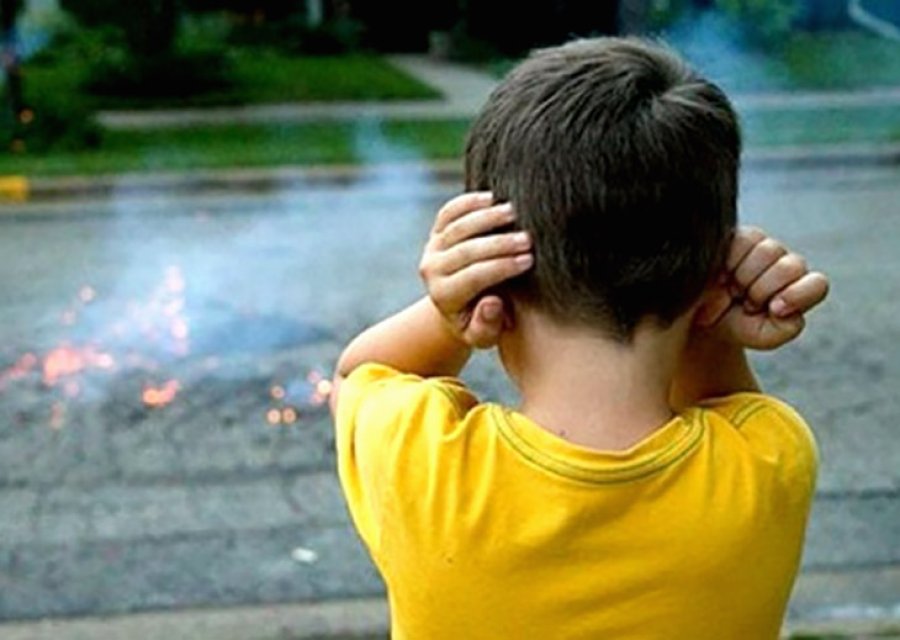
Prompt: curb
<box><xmin>1</xmin><ymin>161</ymin><xmax>464</xmax><ymax>205</ymax></box>
<box><xmin>0</xmin><ymin>598</ymin><xmax>389</xmax><ymax>640</ymax></box>
<box><xmin>2</xmin><ymin>143</ymin><xmax>899</xmax><ymax>205</ymax></box>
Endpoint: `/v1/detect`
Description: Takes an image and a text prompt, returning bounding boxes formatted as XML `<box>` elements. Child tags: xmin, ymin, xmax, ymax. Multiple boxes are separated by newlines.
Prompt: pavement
<box><xmin>1</xmin><ymin>55</ymin><xmax>899</xmax><ymax>639</ymax></box>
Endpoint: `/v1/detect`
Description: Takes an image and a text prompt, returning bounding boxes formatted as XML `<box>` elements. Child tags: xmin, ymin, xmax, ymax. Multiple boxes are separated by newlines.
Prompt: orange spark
<box><xmin>270</xmin><ymin>385</ymin><xmax>285</xmax><ymax>400</ymax></box>
<box><xmin>142</xmin><ymin>380</ymin><xmax>180</xmax><ymax>408</ymax></box>
<box><xmin>42</xmin><ymin>345</ymin><xmax>116</xmax><ymax>385</ymax></box>
<box><xmin>266</xmin><ymin>408</ymin><xmax>282</xmax><ymax>425</ymax></box>
<box><xmin>281</xmin><ymin>407</ymin><xmax>298</xmax><ymax>424</ymax></box>
<box><xmin>316</xmin><ymin>379</ymin><xmax>333</xmax><ymax>397</ymax></box>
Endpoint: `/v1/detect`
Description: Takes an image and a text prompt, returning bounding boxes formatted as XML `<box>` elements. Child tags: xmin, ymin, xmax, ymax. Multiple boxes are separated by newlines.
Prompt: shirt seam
<box><xmin>491</xmin><ymin>406</ymin><xmax>705</xmax><ymax>485</ymax></box>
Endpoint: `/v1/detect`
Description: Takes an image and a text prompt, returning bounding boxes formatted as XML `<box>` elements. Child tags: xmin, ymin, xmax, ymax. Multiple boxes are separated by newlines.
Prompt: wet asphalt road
<box><xmin>0</xmin><ymin>163</ymin><xmax>897</xmax><ymax>624</ymax></box>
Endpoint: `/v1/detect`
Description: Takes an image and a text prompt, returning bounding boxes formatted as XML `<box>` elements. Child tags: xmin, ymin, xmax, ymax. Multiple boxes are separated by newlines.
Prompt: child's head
<box><xmin>465</xmin><ymin>37</ymin><xmax>741</xmax><ymax>341</ymax></box>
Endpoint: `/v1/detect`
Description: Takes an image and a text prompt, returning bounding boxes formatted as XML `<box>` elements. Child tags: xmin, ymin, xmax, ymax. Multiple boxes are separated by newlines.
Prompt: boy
<box><xmin>330</xmin><ymin>37</ymin><xmax>829</xmax><ymax>638</ymax></box>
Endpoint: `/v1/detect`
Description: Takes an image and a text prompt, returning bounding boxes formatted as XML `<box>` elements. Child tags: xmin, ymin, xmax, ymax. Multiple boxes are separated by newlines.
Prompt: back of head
<box><xmin>465</xmin><ymin>37</ymin><xmax>741</xmax><ymax>340</ymax></box>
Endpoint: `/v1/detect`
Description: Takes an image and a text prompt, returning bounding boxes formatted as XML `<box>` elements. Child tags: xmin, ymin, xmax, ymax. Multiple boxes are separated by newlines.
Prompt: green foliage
<box><xmin>715</xmin><ymin>0</ymin><xmax>800</xmax><ymax>43</ymax></box>
<box><xmin>24</xmin><ymin>49</ymin><xmax>438</xmax><ymax>111</ymax></box>
<box><xmin>59</xmin><ymin>0</ymin><xmax>179</xmax><ymax>57</ymax></box>
<box><xmin>85</xmin><ymin>49</ymin><xmax>232</xmax><ymax>99</ymax></box>
<box><xmin>646</xmin><ymin>0</ymin><xmax>694</xmax><ymax>31</ymax></box>
<box><xmin>9</xmin><ymin>92</ymin><xmax>102</xmax><ymax>154</ymax></box>
<box><xmin>228</xmin><ymin>13</ymin><xmax>365</xmax><ymax>55</ymax></box>
<box><xmin>42</xmin><ymin>9</ymin><xmax>233</xmax><ymax>101</ymax></box>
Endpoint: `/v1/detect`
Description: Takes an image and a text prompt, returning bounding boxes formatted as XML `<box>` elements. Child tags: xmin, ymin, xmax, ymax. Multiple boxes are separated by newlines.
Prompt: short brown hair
<box><xmin>465</xmin><ymin>37</ymin><xmax>741</xmax><ymax>339</ymax></box>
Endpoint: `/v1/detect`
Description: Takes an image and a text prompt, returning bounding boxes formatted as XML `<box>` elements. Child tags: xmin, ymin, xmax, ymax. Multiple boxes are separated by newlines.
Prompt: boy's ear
<box><xmin>693</xmin><ymin>278</ymin><xmax>733</xmax><ymax>328</ymax></box>
<box><xmin>500</xmin><ymin>296</ymin><xmax>514</xmax><ymax>331</ymax></box>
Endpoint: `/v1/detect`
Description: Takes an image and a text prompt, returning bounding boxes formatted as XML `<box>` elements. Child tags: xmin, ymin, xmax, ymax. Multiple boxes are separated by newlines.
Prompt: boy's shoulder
<box><xmin>699</xmin><ymin>391</ymin><xmax>819</xmax><ymax>487</ymax></box>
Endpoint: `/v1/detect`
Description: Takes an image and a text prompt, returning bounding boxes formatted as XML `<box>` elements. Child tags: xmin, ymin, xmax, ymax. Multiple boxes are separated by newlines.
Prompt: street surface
<box><xmin>0</xmin><ymin>162</ymin><xmax>898</xmax><ymax>625</ymax></box>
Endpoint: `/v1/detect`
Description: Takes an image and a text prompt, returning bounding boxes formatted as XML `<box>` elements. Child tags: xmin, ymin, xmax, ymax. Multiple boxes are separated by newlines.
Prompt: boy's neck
<box><xmin>508</xmin><ymin>311</ymin><xmax>691</xmax><ymax>451</ymax></box>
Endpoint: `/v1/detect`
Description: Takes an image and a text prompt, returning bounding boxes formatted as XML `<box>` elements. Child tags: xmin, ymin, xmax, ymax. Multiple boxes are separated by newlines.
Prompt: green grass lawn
<box><xmin>3</xmin><ymin>105</ymin><xmax>900</xmax><ymax>178</ymax></box>
<box><xmin>23</xmin><ymin>53</ymin><xmax>440</xmax><ymax>111</ymax></box>
<box><xmin>0</xmin><ymin>120</ymin><xmax>471</xmax><ymax>177</ymax></box>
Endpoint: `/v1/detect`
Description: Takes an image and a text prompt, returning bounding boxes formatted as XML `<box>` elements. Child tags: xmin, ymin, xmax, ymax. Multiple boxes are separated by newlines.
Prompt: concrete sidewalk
<box><xmin>95</xmin><ymin>55</ymin><xmax>900</xmax><ymax>130</ymax></box>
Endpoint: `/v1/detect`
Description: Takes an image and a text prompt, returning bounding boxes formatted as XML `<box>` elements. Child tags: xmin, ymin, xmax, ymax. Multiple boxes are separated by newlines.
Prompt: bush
<box><xmin>5</xmin><ymin>92</ymin><xmax>102</xmax><ymax>153</ymax></box>
<box><xmin>228</xmin><ymin>13</ymin><xmax>364</xmax><ymax>55</ymax></box>
<box><xmin>84</xmin><ymin>48</ymin><xmax>232</xmax><ymax>99</ymax></box>
<box><xmin>59</xmin><ymin>0</ymin><xmax>179</xmax><ymax>57</ymax></box>
<box><xmin>715</xmin><ymin>0</ymin><xmax>801</xmax><ymax>43</ymax></box>
<box><xmin>31</xmin><ymin>22</ymin><xmax>233</xmax><ymax>101</ymax></box>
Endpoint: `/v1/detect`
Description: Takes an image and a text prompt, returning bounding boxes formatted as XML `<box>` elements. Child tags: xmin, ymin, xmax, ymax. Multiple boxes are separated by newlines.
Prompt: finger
<box><xmin>463</xmin><ymin>296</ymin><xmax>505</xmax><ymax>349</ymax></box>
<box><xmin>694</xmin><ymin>285</ymin><xmax>733</xmax><ymax>328</ymax></box>
<box><xmin>437</xmin><ymin>231</ymin><xmax>531</xmax><ymax>274</ymax></box>
<box><xmin>753</xmin><ymin>314</ymin><xmax>806</xmax><ymax>351</ymax></box>
<box><xmin>433</xmin><ymin>191</ymin><xmax>494</xmax><ymax>233</ymax></box>
<box><xmin>770</xmin><ymin>272</ymin><xmax>830</xmax><ymax>318</ymax></box>
<box><xmin>732</xmin><ymin>237</ymin><xmax>788</xmax><ymax>294</ymax></box>
<box><xmin>744</xmin><ymin>252</ymin><xmax>807</xmax><ymax>311</ymax></box>
<box><xmin>725</xmin><ymin>226</ymin><xmax>767</xmax><ymax>272</ymax></box>
<box><xmin>437</xmin><ymin>254</ymin><xmax>533</xmax><ymax>309</ymax></box>
<box><xmin>438</xmin><ymin>203</ymin><xmax>515</xmax><ymax>249</ymax></box>
<box><xmin>724</xmin><ymin>306</ymin><xmax>805</xmax><ymax>351</ymax></box>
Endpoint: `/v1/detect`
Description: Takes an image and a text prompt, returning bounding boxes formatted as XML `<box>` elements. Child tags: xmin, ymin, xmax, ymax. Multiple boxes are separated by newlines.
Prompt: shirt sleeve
<box><xmin>700</xmin><ymin>392</ymin><xmax>819</xmax><ymax>499</ymax></box>
<box><xmin>334</xmin><ymin>362</ymin><xmax>478</xmax><ymax>561</ymax></box>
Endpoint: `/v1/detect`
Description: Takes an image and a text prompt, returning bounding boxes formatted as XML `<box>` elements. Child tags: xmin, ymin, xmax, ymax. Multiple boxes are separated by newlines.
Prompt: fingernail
<box><xmin>770</xmin><ymin>298</ymin><xmax>789</xmax><ymax>317</ymax></box>
<box><xmin>479</xmin><ymin>191</ymin><xmax>494</xmax><ymax>202</ymax></box>
<box><xmin>514</xmin><ymin>231</ymin><xmax>530</xmax><ymax>246</ymax></box>
<box><xmin>515</xmin><ymin>253</ymin><xmax>534</xmax><ymax>268</ymax></box>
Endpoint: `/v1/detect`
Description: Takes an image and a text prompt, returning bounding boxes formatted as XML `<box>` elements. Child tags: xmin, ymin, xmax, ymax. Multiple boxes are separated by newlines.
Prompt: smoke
<box><xmin>662</xmin><ymin>10</ymin><xmax>792</xmax><ymax>93</ymax></box>
<box><xmin>0</xmin><ymin>116</ymin><xmax>444</xmax><ymax>429</ymax></box>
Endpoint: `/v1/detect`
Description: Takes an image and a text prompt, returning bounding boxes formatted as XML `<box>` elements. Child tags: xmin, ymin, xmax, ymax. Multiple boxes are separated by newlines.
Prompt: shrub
<box><xmin>84</xmin><ymin>48</ymin><xmax>232</xmax><ymax>99</ymax></box>
<box><xmin>715</xmin><ymin>0</ymin><xmax>801</xmax><ymax>43</ymax></box>
<box><xmin>228</xmin><ymin>13</ymin><xmax>364</xmax><ymax>55</ymax></box>
<box><xmin>5</xmin><ymin>92</ymin><xmax>102</xmax><ymax>153</ymax></box>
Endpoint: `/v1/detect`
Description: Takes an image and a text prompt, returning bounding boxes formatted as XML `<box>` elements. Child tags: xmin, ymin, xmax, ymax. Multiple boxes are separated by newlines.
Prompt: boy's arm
<box><xmin>330</xmin><ymin>192</ymin><xmax>532</xmax><ymax>414</ymax></box>
<box><xmin>670</xmin><ymin>227</ymin><xmax>829</xmax><ymax>409</ymax></box>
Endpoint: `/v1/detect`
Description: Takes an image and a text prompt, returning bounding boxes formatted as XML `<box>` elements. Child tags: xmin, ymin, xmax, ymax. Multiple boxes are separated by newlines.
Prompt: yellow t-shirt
<box><xmin>336</xmin><ymin>363</ymin><xmax>818</xmax><ymax>640</ymax></box>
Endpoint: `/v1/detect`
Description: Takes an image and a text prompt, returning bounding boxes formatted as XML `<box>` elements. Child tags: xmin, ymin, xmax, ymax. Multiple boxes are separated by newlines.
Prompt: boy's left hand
<box><xmin>695</xmin><ymin>226</ymin><xmax>829</xmax><ymax>351</ymax></box>
<box><xmin>419</xmin><ymin>192</ymin><xmax>533</xmax><ymax>349</ymax></box>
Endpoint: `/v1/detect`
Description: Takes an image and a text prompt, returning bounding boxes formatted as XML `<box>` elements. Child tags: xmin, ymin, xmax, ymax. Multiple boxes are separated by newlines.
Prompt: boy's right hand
<box><xmin>695</xmin><ymin>227</ymin><xmax>829</xmax><ymax>351</ymax></box>
<box><xmin>419</xmin><ymin>192</ymin><xmax>533</xmax><ymax>349</ymax></box>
